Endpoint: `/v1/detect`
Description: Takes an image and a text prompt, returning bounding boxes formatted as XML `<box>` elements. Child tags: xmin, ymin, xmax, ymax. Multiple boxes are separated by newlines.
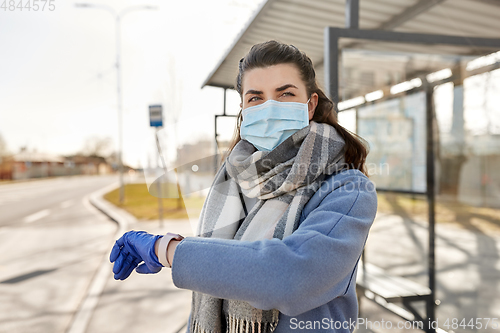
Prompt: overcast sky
<box><xmin>0</xmin><ymin>0</ymin><xmax>263</xmax><ymax>168</ymax></box>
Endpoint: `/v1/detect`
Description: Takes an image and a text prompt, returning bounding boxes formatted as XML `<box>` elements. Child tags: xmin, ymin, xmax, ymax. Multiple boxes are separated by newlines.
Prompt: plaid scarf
<box><xmin>188</xmin><ymin>121</ymin><xmax>346</xmax><ymax>333</ymax></box>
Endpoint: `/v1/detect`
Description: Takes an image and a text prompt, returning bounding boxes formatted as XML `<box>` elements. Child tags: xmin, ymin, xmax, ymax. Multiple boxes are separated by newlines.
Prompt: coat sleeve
<box><xmin>171</xmin><ymin>174</ymin><xmax>377</xmax><ymax>317</ymax></box>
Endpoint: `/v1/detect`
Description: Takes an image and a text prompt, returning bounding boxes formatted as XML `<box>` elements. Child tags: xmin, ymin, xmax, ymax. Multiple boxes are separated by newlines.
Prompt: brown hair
<box><xmin>227</xmin><ymin>40</ymin><xmax>369</xmax><ymax>176</ymax></box>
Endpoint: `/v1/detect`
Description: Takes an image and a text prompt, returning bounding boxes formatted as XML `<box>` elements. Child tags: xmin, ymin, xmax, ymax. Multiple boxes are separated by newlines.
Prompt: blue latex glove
<box><xmin>109</xmin><ymin>230</ymin><xmax>163</xmax><ymax>280</ymax></box>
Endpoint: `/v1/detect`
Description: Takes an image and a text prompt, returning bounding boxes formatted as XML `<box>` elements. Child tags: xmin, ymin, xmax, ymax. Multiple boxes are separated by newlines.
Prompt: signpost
<box><xmin>149</xmin><ymin>105</ymin><xmax>164</xmax><ymax>227</ymax></box>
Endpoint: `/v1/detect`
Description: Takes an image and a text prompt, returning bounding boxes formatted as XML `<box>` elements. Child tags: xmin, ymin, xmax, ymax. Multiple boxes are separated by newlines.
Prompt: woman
<box><xmin>110</xmin><ymin>40</ymin><xmax>377</xmax><ymax>333</ymax></box>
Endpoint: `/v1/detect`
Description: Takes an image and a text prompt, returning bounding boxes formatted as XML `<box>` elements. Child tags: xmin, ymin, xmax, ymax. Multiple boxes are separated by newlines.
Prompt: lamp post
<box><xmin>75</xmin><ymin>3</ymin><xmax>157</xmax><ymax>204</ymax></box>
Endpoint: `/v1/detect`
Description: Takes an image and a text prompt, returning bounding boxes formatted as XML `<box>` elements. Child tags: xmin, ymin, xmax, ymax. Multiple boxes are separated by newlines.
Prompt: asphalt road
<box><xmin>0</xmin><ymin>175</ymin><xmax>118</xmax><ymax>333</ymax></box>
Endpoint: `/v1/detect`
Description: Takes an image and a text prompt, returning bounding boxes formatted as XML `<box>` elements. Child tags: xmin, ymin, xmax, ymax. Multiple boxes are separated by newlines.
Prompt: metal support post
<box><xmin>324</xmin><ymin>28</ymin><xmax>339</xmax><ymax>106</ymax></box>
<box><xmin>116</xmin><ymin>16</ymin><xmax>125</xmax><ymax>205</ymax></box>
<box><xmin>214</xmin><ymin>88</ymin><xmax>228</xmax><ymax>173</ymax></box>
<box><xmin>223</xmin><ymin>88</ymin><xmax>227</xmax><ymax>116</ymax></box>
<box><xmin>345</xmin><ymin>0</ymin><xmax>359</xmax><ymax>29</ymax></box>
<box><xmin>154</xmin><ymin>127</ymin><xmax>165</xmax><ymax>227</ymax></box>
<box><xmin>214</xmin><ymin>114</ymin><xmax>219</xmax><ymax>173</ymax></box>
<box><xmin>75</xmin><ymin>4</ymin><xmax>157</xmax><ymax>205</ymax></box>
<box><xmin>425</xmin><ymin>84</ymin><xmax>436</xmax><ymax>332</ymax></box>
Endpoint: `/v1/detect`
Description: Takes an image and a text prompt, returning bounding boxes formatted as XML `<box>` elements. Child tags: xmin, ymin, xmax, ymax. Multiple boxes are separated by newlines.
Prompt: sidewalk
<box><xmin>356</xmin><ymin>212</ymin><xmax>500</xmax><ymax>333</ymax></box>
<box><xmin>79</xmin><ymin>186</ymin><xmax>196</xmax><ymax>333</ymax></box>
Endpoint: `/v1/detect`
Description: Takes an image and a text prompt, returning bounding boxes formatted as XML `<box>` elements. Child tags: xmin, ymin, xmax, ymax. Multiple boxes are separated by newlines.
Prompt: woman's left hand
<box><xmin>109</xmin><ymin>230</ymin><xmax>163</xmax><ymax>280</ymax></box>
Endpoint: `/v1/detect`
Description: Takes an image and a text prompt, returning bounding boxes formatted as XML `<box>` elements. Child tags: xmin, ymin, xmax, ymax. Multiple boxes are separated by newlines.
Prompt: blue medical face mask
<box><xmin>240</xmin><ymin>99</ymin><xmax>310</xmax><ymax>152</ymax></box>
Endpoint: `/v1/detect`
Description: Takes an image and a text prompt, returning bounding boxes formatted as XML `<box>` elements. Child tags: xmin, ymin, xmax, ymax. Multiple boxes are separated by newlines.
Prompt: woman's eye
<box><xmin>281</xmin><ymin>91</ymin><xmax>295</xmax><ymax>97</ymax></box>
<box><xmin>248</xmin><ymin>96</ymin><xmax>260</xmax><ymax>103</ymax></box>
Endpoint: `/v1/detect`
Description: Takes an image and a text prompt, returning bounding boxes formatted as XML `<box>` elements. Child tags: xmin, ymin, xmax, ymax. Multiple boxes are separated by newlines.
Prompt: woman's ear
<box><xmin>308</xmin><ymin>93</ymin><xmax>319</xmax><ymax>120</ymax></box>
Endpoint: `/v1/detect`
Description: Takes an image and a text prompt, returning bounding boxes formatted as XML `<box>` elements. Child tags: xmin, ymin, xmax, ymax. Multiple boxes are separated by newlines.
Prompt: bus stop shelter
<box><xmin>202</xmin><ymin>1</ymin><xmax>500</xmax><ymax>332</ymax></box>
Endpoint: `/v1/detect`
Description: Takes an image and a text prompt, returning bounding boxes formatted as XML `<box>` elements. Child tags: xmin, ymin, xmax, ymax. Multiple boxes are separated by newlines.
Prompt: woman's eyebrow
<box><xmin>276</xmin><ymin>84</ymin><xmax>298</xmax><ymax>92</ymax></box>
<box><xmin>244</xmin><ymin>89</ymin><xmax>263</xmax><ymax>96</ymax></box>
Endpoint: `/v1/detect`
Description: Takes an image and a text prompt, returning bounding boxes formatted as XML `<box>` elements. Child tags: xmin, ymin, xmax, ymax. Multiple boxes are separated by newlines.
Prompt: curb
<box><xmin>66</xmin><ymin>182</ymin><xmax>137</xmax><ymax>333</ymax></box>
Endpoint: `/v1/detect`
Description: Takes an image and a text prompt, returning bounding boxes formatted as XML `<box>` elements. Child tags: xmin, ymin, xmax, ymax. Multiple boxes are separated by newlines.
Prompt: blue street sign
<box><xmin>149</xmin><ymin>105</ymin><xmax>163</xmax><ymax>127</ymax></box>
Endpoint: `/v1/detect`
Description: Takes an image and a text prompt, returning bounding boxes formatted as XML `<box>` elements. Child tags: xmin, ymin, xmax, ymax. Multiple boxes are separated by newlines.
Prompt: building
<box><xmin>0</xmin><ymin>151</ymin><xmax>113</xmax><ymax>180</ymax></box>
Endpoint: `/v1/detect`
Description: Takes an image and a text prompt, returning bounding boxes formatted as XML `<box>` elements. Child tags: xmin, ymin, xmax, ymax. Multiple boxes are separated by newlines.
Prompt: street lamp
<box><xmin>75</xmin><ymin>3</ymin><xmax>157</xmax><ymax>204</ymax></box>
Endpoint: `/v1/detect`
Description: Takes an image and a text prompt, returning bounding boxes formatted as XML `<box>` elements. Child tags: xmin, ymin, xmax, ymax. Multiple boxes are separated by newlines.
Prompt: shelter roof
<box><xmin>203</xmin><ymin>0</ymin><xmax>500</xmax><ymax>97</ymax></box>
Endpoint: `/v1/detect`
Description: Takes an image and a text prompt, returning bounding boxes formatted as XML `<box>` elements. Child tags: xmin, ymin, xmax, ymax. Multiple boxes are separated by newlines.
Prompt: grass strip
<box><xmin>104</xmin><ymin>183</ymin><xmax>206</xmax><ymax>220</ymax></box>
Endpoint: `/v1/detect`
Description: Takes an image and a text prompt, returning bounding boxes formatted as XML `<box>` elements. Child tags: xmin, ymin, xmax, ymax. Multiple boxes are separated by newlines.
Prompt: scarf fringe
<box><xmin>189</xmin><ymin>311</ymin><xmax>277</xmax><ymax>333</ymax></box>
<box><xmin>222</xmin><ymin>314</ymin><xmax>278</xmax><ymax>333</ymax></box>
<box><xmin>191</xmin><ymin>320</ymin><xmax>218</xmax><ymax>333</ymax></box>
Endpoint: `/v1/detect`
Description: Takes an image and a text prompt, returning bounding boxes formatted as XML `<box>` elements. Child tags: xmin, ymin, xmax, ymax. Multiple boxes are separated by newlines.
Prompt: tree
<box><xmin>0</xmin><ymin>133</ymin><xmax>8</xmax><ymax>157</ymax></box>
<box><xmin>0</xmin><ymin>133</ymin><xmax>8</xmax><ymax>163</ymax></box>
<box><xmin>81</xmin><ymin>136</ymin><xmax>114</xmax><ymax>158</ymax></box>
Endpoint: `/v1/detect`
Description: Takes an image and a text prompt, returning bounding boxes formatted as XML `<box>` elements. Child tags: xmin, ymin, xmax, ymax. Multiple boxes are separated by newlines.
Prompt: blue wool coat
<box><xmin>171</xmin><ymin>168</ymin><xmax>377</xmax><ymax>332</ymax></box>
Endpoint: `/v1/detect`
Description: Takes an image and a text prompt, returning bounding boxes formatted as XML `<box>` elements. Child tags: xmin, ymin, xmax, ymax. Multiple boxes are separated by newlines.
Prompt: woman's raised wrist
<box><xmin>167</xmin><ymin>240</ymin><xmax>181</xmax><ymax>267</ymax></box>
<box><xmin>154</xmin><ymin>237</ymin><xmax>161</xmax><ymax>258</ymax></box>
<box><xmin>156</xmin><ymin>233</ymin><xmax>184</xmax><ymax>268</ymax></box>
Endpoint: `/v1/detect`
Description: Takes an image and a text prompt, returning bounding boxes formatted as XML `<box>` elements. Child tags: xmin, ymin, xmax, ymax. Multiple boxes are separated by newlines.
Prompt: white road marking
<box><xmin>60</xmin><ymin>200</ymin><xmax>75</xmax><ymax>208</ymax></box>
<box><xmin>23</xmin><ymin>209</ymin><xmax>51</xmax><ymax>223</ymax></box>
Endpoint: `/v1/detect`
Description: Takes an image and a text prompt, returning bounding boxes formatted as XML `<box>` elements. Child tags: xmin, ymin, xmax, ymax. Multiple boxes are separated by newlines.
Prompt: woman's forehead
<box><xmin>242</xmin><ymin>63</ymin><xmax>305</xmax><ymax>92</ymax></box>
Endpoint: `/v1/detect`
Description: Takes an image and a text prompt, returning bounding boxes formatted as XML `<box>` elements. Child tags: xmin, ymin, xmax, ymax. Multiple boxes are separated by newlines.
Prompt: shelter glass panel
<box><xmin>357</xmin><ymin>92</ymin><xmax>426</xmax><ymax>193</ymax></box>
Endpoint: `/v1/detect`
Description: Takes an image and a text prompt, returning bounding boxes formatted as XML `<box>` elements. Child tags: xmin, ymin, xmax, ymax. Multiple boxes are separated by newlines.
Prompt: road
<box><xmin>0</xmin><ymin>175</ymin><xmax>118</xmax><ymax>333</ymax></box>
